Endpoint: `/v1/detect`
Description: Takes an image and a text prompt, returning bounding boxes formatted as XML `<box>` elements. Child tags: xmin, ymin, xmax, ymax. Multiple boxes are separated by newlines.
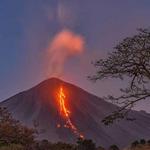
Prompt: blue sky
<box><xmin>0</xmin><ymin>0</ymin><xmax>150</xmax><ymax>112</ymax></box>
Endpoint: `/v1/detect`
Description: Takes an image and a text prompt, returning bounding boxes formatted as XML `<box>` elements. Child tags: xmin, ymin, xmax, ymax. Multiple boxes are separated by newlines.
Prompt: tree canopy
<box><xmin>0</xmin><ymin>107</ymin><xmax>36</xmax><ymax>147</ymax></box>
<box><xmin>76</xmin><ymin>138</ymin><xmax>96</xmax><ymax>150</ymax></box>
<box><xmin>90</xmin><ymin>28</ymin><xmax>150</xmax><ymax>125</ymax></box>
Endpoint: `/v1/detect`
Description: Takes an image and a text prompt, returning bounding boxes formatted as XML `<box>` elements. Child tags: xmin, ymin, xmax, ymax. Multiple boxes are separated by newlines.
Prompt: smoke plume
<box><xmin>47</xmin><ymin>29</ymin><xmax>85</xmax><ymax>76</ymax></box>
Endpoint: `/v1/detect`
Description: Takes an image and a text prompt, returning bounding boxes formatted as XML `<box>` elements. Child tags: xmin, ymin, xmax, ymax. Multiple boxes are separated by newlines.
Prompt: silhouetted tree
<box><xmin>140</xmin><ymin>139</ymin><xmax>146</xmax><ymax>145</ymax></box>
<box><xmin>76</xmin><ymin>138</ymin><xmax>96</xmax><ymax>150</ymax></box>
<box><xmin>34</xmin><ymin>139</ymin><xmax>52</xmax><ymax>150</ymax></box>
<box><xmin>52</xmin><ymin>142</ymin><xmax>75</xmax><ymax>150</ymax></box>
<box><xmin>90</xmin><ymin>28</ymin><xmax>150</xmax><ymax>125</ymax></box>
<box><xmin>97</xmin><ymin>146</ymin><xmax>105</xmax><ymax>150</ymax></box>
<box><xmin>147</xmin><ymin>140</ymin><xmax>150</xmax><ymax>145</ymax></box>
<box><xmin>131</xmin><ymin>140</ymin><xmax>139</xmax><ymax>148</ymax></box>
<box><xmin>108</xmin><ymin>145</ymin><xmax>119</xmax><ymax>150</ymax></box>
<box><xmin>0</xmin><ymin>107</ymin><xmax>36</xmax><ymax>148</ymax></box>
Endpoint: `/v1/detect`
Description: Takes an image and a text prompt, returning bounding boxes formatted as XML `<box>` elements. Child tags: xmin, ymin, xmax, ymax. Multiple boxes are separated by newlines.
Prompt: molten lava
<box><xmin>57</xmin><ymin>86</ymin><xmax>84</xmax><ymax>139</ymax></box>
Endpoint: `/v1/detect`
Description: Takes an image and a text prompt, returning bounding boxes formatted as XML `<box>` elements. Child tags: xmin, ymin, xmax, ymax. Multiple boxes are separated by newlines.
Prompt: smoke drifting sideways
<box><xmin>47</xmin><ymin>29</ymin><xmax>85</xmax><ymax>77</ymax></box>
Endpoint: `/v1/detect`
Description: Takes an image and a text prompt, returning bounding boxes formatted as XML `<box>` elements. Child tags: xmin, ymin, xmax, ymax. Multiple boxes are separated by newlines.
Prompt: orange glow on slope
<box><xmin>57</xmin><ymin>86</ymin><xmax>84</xmax><ymax>139</ymax></box>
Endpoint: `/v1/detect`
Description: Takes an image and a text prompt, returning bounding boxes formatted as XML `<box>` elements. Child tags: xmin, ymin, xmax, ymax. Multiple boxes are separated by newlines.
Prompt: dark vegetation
<box><xmin>0</xmin><ymin>107</ymin><xmax>101</xmax><ymax>150</ymax></box>
<box><xmin>0</xmin><ymin>107</ymin><xmax>35</xmax><ymax>148</ymax></box>
<box><xmin>0</xmin><ymin>107</ymin><xmax>150</xmax><ymax>150</ymax></box>
<box><xmin>131</xmin><ymin>139</ymin><xmax>150</xmax><ymax>149</ymax></box>
<box><xmin>89</xmin><ymin>28</ymin><xmax>150</xmax><ymax>125</ymax></box>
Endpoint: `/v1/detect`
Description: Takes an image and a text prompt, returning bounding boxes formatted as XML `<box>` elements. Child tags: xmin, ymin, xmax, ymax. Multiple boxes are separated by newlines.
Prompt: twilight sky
<box><xmin>0</xmin><ymin>0</ymin><xmax>150</xmax><ymax>112</ymax></box>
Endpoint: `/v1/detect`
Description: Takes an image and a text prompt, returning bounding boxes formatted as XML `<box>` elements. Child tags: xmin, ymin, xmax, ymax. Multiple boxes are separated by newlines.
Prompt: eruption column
<box><xmin>57</xmin><ymin>86</ymin><xmax>84</xmax><ymax>139</ymax></box>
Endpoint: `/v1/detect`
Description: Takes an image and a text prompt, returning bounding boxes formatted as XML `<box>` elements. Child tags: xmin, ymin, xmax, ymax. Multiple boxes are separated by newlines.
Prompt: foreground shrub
<box><xmin>108</xmin><ymin>145</ymin><xmax>119</xmax><ymax>150</ymax></box>
<box><xmin>131</xmin><ymin>140</ymin><xmax>139</xmax><ymax>148</ymax></box>
<box><xmin>76</xmin><ymin>138</ymin><xmax>96</xmax><ymax>150</ymax></box>
<box><xmin>140</xmin><ymin>139</ymin><xmax>146</xmax><ymax>145</ymax></box>
<box><xmin>52</xmin><ymin>142</ymin><xmax>75</xmax><ymax>150</ymax></box>
<box><xmin>0</xmin><ymin>107</ymin><xmax>36</xmax><ymax>147</ymax></box>
<box><xmin>0</xmin><ymin>144</ymin><xmax>24</xmax><ymax>150</ymax></box>
<box><xmin>97</xmin><ymin>146</ymin><xmax>105</xmax><ymax>150</ymax></box>
<box><xmin>147</xmin><ymin>140</ymin><xmax>150</xmax><ymax>145</ymax></box>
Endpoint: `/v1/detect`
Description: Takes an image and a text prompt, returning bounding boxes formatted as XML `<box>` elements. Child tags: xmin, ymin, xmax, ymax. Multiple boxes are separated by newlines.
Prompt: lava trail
<box><xmin>57</xmin><ymin>86</ymin><xmax>84</xmax><ymax>138</ymax></box>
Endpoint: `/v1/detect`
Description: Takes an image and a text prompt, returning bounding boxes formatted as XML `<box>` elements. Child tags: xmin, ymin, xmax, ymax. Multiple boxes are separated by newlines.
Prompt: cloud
<box><xmin>47</xmin><ymin>29</ymin><xmax>85</xmax><ymax>77</ymax></box>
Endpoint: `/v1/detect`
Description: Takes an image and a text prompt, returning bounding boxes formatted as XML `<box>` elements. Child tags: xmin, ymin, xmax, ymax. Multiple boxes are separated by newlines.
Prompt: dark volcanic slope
<box><xmin>0</xmin><ymin>78</ymin><xmax>150</xmax><ymax>148</ymax></box>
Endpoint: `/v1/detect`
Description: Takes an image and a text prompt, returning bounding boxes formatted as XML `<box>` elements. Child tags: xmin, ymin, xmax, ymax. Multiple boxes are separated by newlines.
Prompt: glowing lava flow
<box><xmin>57</xmin><ymin>86</ymin><xmax>84</xmax><ymax>139</ymax></box>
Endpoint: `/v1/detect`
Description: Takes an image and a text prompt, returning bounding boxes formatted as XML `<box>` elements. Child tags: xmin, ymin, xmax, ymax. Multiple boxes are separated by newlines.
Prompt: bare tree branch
<box><xmin>89</xmin><ymin>28</ymin><xmax>150</xmax><ymax>125</ymax></box>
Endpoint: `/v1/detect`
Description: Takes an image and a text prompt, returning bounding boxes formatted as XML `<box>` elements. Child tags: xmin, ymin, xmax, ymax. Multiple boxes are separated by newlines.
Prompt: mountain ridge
<box><xmin>0</xmin><ymin>78</ymin><xmax>150</xmax><ymax>148</ymax></box>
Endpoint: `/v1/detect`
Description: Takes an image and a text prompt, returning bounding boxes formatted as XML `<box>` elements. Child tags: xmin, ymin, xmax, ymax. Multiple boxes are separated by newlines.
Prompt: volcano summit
<box><xmin>0</xmin><ymin>78</ymin><xmax>150</xmax><ymax>148</ymax></box>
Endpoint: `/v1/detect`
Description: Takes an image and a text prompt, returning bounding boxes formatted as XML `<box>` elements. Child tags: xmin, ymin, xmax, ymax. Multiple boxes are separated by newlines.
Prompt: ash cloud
<box><xmin>47</xmin><ymin>29</ymin><xmax>85</xmax><ymax>77</ymax></box>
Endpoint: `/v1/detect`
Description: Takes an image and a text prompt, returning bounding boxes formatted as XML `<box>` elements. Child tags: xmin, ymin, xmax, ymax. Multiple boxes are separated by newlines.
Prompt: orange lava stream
<box><xmin>57</xmin><ymin>87</ymin><xmax>84</xmax><ymax>139</ymax></box>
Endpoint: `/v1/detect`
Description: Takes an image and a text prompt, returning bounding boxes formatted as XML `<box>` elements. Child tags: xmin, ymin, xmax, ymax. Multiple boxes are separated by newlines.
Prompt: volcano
<box><xmin>0</xmin><ymin>78</ymin><xmax>150</xmax><ymax>148</ymax></box>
